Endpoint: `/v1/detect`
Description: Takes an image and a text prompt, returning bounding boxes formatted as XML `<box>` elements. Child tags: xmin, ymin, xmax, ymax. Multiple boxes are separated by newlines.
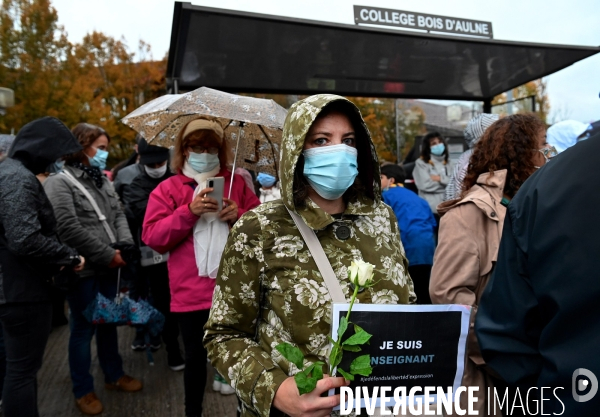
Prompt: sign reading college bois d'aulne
<box><xmin>354</xmin><ymin>5</ymin><xmax>493</xmax><ymax>39</ymax></box>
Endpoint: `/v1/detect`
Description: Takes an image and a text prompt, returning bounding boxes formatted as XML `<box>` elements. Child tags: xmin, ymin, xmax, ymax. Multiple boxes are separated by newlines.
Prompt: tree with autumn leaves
<box><xmin>0</xmin><ymin>0</ymin><xmax>552</xmax><ymax>167</ymax></box>
<box><xmin>0</xmin><ymin>0</ymin><xmax>166</xmax><ymax>165</ymax></box>
<box><xmin>491</xmin><ymin>79</ymin><xmax>550</xmax><ymax>123</ymax></box>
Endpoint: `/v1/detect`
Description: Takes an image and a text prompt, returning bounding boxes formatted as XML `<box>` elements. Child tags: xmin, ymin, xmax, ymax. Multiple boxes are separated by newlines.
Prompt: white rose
<box><xmin>348</xmin><ymin>259</ymin><xmax>375</xmax><ymax>287</ymax></box>
<box><xmin>348</xmin><ymin>260</ymin><xmax>359</xmax><ymax>285</ymax></box>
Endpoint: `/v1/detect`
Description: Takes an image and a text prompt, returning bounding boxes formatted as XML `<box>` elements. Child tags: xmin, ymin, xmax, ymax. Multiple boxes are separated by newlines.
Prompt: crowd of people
<box><xmin>0</xmin><ymin>93</ymin><xmax>597</xmax><ymax>417</ymax></box>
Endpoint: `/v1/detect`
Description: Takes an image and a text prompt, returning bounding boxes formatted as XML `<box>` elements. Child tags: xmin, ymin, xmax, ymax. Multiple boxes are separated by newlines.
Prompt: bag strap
<box><xmin>61</xmin><ymin>170</ymin><xmax>117</xmax><ymax>244</ymax></box>
<box><xmin>286</xmin><ymin>207</ymin><xmax>346</xmax><ymax>303</ymax></box>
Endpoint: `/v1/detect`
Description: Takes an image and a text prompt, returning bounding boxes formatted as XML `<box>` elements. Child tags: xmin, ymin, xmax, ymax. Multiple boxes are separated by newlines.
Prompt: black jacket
<box><xmin>121</xmin><ymin>167</ymin><xmax>173</xmax><ymax>247</ymax></box>
<box><xmin>475</xmin><ymin>133</ymin><xmax>600</xmax><ymax>416</ymax></box>
<box><xmin>0</xmin><ymin>117</ymin><xmax>81</xmax><ymax>303</ymax></box>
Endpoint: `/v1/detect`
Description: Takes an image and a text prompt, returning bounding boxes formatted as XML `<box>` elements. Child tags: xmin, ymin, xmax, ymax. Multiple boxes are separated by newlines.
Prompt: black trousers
<box><xmin>133</xmin><ymin>263</ymin><xmax>181</xmax><ymax>354</ymax></box>
<box><xmin>0</xmin><ymin>302</ymin><xmax>52</xmax><ymax>417</ymax></box>
<box><xmin>408</xmin><ymin>264</ymin><xmax>432</xmax><ymax>304</ymax></box>
<box><xmin>176</xmin><ymin>309</ymin><xmax>210</xmax><ymax>416</ymax></box>
<box><xmin>147</xmin><ymin>264</ymin><xmax>180</xmax><ymax>354</ymax></box>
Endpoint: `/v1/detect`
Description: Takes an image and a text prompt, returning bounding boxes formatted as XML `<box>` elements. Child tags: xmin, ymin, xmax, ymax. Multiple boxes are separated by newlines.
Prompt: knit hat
<box><xmin>182</xmin><ymin>119</ymin><xmax>224</xmax><ymax>142</ymax></box>
<box><xmin>464</xmin><ymin>114</ymin><xmax>499</xmax><ymax>149</ymax></box>
<box><xmin>138</xmin><ymin>139</ymin><xmax>170</xmax><ymax>165</ymax></box>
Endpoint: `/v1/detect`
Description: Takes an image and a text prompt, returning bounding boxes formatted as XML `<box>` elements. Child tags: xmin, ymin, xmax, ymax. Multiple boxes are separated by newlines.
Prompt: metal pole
<box><xmin>395</xmin><ymin>99</ymin><xmax>401</xmax><ymax>163</ymax></box>
<box><xmin>228</xmin><ymin>122</ymin><xmax>244</xmax><ymax>199</ymax></box>
<box><xmin>483</xmin><ymin>99</ymin><xmax>492</xmax><ymax>113</ymax></box>
<box><xmin>506</xmin><ymin>90</ymin><xmax>514</xmax><ymax>115</ymax></box>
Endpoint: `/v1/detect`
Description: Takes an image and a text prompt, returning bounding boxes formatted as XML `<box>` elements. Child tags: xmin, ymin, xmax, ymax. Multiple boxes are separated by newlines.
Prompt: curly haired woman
<box><xmin>429</xmin><ymin>113</ymin><xmax>556</xmax><ymax>415</ymax></box>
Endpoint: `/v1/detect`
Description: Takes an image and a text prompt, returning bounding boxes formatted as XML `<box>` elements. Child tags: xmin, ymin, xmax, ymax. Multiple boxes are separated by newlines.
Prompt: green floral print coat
<box><xmin>204</xmin><ymin>94</ymin><xmax>415</xmax><ymax>417</ymax></box>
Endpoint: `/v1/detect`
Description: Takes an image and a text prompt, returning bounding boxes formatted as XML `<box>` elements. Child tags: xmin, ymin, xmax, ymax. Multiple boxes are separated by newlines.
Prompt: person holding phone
<box><xmin>142</xmin><ymin>117</ymin><xmax>260</xmax><ymax>417</ymax></box>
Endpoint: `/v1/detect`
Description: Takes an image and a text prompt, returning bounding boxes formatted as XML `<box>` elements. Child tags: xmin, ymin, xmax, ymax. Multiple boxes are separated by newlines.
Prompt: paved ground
<box><xmin>38</xmin><ymin>323</ymin><xmax>238</xmax><ymax>417</ymax></box>
<box><xmin>37</xmin><ymin>318</ymin><xmax>442</xmax><ymax>416</ymax></box>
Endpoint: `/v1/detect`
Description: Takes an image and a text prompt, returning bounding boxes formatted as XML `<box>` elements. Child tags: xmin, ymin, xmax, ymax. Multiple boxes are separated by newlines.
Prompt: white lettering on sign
<box><xmin>354</xmin><ymin>5</ymin><xmax>493</xmax><ymax>38</ymax></box>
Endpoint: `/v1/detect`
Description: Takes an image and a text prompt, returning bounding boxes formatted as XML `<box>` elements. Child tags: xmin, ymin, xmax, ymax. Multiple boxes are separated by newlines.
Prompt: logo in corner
<box><xmin>573</xmin><ymin>368</ymin><xmax>598</xmax><ymax>403</ymax></box>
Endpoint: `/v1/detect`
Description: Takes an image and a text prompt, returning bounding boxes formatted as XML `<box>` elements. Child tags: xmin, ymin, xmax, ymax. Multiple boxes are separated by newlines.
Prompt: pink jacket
<box><xmin>142</xmin><ymin>169</ymin><xmax>260</xmax><ymax>312</ymax></box>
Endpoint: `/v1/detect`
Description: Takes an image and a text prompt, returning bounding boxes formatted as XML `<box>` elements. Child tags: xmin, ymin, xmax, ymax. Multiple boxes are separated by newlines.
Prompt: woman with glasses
<box><xmin>142</xmin><ymin>117</ymin><xmax>260</xmax><ymax>417</ymax></box>
<box><xmin>44</xmin><ymin>123</ymin><xmax>142</xmax><ymax>415</ymax></box>
<box><xmin>429</xmin><ymin>113</ymin><xmax>553</xmax><ymax>415</ymax></box>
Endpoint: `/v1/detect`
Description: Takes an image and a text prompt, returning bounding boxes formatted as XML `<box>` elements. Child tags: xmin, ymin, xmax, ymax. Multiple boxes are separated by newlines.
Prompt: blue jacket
<box><xmin>382</xmin><ymin>186</ymin><xmax>436</xmax><ymax>266</ymax></box>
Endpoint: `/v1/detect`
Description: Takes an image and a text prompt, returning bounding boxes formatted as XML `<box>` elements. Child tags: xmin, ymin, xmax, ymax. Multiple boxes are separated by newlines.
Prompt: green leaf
<box><xmin>327</xmin><ymin>335</ymin><xmax>337</xmax><ymax>345</ymax></box>
<box><xmin>311</xmin><ymin>362</ymin><xmax>324</xmax><ymax>380</ymax></box>
<box><xmin>337</xmin><ymin>316</ymin><xmax>348</xmax><ymax>341</ymax></box>
<box><xmin>275</xmin><ymin>343</ymin><xmax>305</xmax><ymax>369</ymax></box>
<box><xmin>330</xmin><ymin>346</ymin><xmax>343</xmax><ymax>369</ymax></box>
<box><xmin>337</xmin><ymin>367</ymin><xmax>354</xmax><ymax>381</ymax></box>
<box><xmin>343</xmin><ymin>328</ymin><xmax>373</xmax><ymax>346</ymax></box>
<box><xmin>343</xmin><ymin>345</ymin><xmax>361</xmax><ymax>352</ymax></box>
<box><xmin>350</xmin><ymin>355</ymin><xmax>373</xmax><ymax>377</ymax></box>
<box><xmin>303</xmin><ymin>364</ymin><xmax>315</xmax><ymax>376</ymax></box>
<box><xmin>295</xmin><ymin>371</ymin><xmax>318</xmax><ymax>395</ymax></box>
<box><xmin>353</xmin><ymin>323</ymin><xmax>365</xmax><ymax>334</ymax></box>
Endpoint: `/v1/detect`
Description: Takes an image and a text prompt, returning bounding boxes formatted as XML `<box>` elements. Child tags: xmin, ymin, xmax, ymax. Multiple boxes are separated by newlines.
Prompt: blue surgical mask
<box><xmin>188</xmin><ymin>152</ymin><xmax>220</xmax><ymax>173</ymax></box>
<box><xmin>46</xmin><ymin>159</ymin><xmax>65</xmax><ymax>173</ymax></box>
<box><xmin>430</xmin><ymin>143</ymin><xmax>445</xmax><ymax>156</ymax></box>
<box><xmin>257</xmin><ymin>172</ymin><xmax>277</xmax><ymax>188</ymax></box>
<box><xmin>88</xmin><ymin>148</ymin><xmax>109</xmax><ymax>170</ymax></box>
<box><xmin>303</xmin><ymin>144</ymin><xmax>358</xmax><ymax>200</ymax></box>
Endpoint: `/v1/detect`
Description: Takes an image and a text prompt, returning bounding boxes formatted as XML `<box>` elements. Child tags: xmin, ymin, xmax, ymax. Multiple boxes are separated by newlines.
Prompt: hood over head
<box><xmin>464</xmin><ymin>113</ymin><xmax>499</xmax><ymax>149</ymax></box>
<box><xmin>279</xmin><ymin>94</ymin><xmax>381</xmax><ymax>216</ymax></box>
<box><xmin>8</xmin><ymin>117</ymin><xmax>82</xmax><ymax>174</ymax></box>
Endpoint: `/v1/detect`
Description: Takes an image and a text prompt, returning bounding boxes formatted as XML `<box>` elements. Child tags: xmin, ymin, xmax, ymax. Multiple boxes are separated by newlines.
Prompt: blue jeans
<box><xmin>67</xmin><ymin>274</ymin><xmax>124</xmax><ymax>399</ymax></box>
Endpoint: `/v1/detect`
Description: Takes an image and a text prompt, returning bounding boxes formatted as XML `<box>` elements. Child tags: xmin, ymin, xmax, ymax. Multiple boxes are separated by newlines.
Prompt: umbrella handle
<box><xmin>114</xmin><ymin>268</ymin><xmax>121</xmax><ymax>305</ymax></box>
<box><xmin>229</xmin><ymin>122</ymin><xmax>244</xmax><ymax>199</ymax></box>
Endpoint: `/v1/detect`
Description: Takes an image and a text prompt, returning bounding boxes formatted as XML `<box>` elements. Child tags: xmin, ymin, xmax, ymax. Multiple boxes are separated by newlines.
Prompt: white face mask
<box><xmin>145</xmin><ymin>164</ymin><xmax>168</xmax><ymax>179</ymax></box>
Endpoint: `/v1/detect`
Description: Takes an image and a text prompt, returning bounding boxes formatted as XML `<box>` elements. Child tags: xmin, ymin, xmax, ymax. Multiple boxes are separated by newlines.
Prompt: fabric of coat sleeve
<box><xmin>0</xmin><ymin>168</ymin><xmax>77</xmax><ymax>264</ymax></box>
<box><xmin>475</xmin><ymin>208</ymin><xmax>543</xmax><ymax>388</ymax></box>
<box><xmin>43</xmin><ymin>175</ymin><xmax>116</xmax><ymax>266</ymax></box>
<box><xmin>430</xmin><ymin>205</ymin><xmax>480</xmax><ymax>306</ymax></box>
<box><xmin>142</xmin><ymin>186</ymin><xmax>199</xmax><ymax>254</ymax></box>
<box><xmin>203</xmin><ymin>212</ymin><xmax>288</xmax><ymax>417</ymax></box>
<box><xmin>413</xmin><ymin>159</ymin><xmax>445</xmax><ymax>193</ymax></box>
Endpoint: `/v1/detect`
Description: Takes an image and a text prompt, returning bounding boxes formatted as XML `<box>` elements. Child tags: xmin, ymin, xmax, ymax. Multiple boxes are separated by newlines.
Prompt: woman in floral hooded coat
<box><xmin>204</xmin><ymin>94</ymin><xmax>414</xmax><ymax>417</ymax></box>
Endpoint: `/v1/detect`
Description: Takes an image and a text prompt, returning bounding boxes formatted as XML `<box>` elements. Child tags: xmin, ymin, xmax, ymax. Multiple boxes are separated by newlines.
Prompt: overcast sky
<box><xmin>52</xmin><ymin>0</ymin><xmax>600</xmax><ymax>124</ymax></box>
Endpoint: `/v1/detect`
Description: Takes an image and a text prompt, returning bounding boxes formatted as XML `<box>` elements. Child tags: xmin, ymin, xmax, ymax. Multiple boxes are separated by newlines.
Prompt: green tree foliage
<box><xmin>0</xmin><ymin>0</ymin><xmax>166</xmax><ymax>165</ymax></box>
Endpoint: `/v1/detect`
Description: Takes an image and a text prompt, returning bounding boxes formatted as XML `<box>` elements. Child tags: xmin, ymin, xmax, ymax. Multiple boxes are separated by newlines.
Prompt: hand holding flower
<box><xmin>276</xmin><ymin>259</ymin><xmax>376</xmax><ymax>395</ymax></box>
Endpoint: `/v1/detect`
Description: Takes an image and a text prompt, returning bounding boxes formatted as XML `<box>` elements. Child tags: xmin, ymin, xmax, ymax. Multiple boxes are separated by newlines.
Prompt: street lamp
<box><xmin>0</xmin><ymin>87</ymin><xmax>15</xmax><ymax>116</ymax></box>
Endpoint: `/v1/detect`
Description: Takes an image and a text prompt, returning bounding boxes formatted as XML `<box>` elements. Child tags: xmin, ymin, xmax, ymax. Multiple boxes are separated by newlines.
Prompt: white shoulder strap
<box><xmin>286</xmin><ymin>207</ymin><xmax>346</xmax><ymax>303</ymax></box>
<box><xmin>61</xmin><ymin>170</ymin><xmax>117</xmax><ymax>244</ymax></box>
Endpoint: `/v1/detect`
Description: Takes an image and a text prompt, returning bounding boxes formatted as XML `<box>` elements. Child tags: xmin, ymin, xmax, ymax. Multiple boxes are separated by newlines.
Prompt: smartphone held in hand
<box><xmin>205</xmin><ymin>177</ymin><xmax>225</xmax><ymax>211</ymax></box>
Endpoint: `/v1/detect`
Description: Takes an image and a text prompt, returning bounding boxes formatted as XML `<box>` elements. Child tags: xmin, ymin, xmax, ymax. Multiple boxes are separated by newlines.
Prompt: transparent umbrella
<box><xmin>121</xmin><ymin>87</ymin><xmax>288</xmax><ymax>196</ymax></box>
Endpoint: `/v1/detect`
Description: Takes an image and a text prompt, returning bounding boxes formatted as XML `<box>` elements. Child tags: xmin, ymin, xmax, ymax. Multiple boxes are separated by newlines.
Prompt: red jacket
<box><xmin>142</xmin><ymin>169</ymin><xmax>260</xmax><ymax>312</ymax></box>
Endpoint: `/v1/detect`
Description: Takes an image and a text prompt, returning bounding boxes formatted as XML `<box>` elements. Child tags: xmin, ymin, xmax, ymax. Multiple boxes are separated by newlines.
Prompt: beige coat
<box><xmin>430</xmin><ymin>170</ymin><xmax>508</xmax><ymax>416</ymax></box>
